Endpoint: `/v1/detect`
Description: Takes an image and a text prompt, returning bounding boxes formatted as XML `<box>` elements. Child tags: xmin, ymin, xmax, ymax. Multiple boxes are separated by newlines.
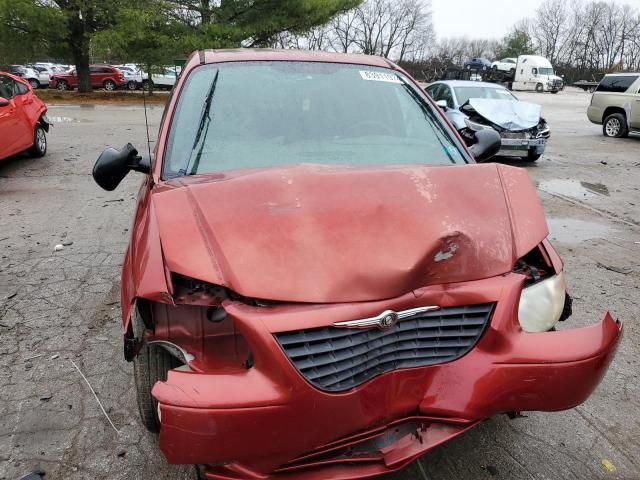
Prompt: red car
<box><xmin>49</xmin><ymin>64</ymin><xmax>126</xmax><ymax>91</ymax></box>
<box><xmin>92</xmin><ymin>50</ymin><xmax>622</xmax><ymax>480</ymax></box>
<box><xmin>0</xmin><ymin>72</ymin><xmax>50</xmax><ymax>161</ymax></box>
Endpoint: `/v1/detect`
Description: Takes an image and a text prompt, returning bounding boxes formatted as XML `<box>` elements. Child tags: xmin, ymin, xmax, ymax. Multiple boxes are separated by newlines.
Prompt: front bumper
<box><xmin>498</xmin><ymin>136</ymin><xmax>547</xmax><ymax>157</ymax></box>
<box><xmin>152</xmin><ymin>274</ymin><xmax>622</xmax><ymax>479</ymax></box>
<box><xmin>587</xmin><ymin>105</ymin><xmax>603</xmax><ymax>125</ymax></box>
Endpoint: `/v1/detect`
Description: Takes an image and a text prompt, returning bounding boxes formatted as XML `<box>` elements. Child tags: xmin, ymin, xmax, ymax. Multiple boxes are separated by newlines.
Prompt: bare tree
<box><xmin>329</xmin><ymin>9</ymin><xmax>359</xmax><ymax>53</ymax></box>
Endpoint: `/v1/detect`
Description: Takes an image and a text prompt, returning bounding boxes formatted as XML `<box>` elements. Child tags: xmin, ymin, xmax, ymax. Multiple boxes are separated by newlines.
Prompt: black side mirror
<box><xmin>469</xmin><ymin>129</ymin><xmax>501</xmax><ymax>162</ymax></box>
<box><xmin>0</xmin><ymin>97</ymin><xmax>9</xmax><ymax>107</ymax></box>
<box><xmin>93</xmin><ymin>143</ymin><xmax>151</xmax><ymax>191</ymax></box>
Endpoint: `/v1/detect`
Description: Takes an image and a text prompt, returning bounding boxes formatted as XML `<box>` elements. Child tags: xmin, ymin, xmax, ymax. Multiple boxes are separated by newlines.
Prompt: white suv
<box><xmin>587</xmin><ymin>73</ymin><xmax>640</xmax><ymax>137</ymax></box>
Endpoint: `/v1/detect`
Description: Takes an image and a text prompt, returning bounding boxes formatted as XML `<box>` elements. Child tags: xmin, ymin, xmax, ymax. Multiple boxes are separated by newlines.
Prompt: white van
<box><xmin>512</xmin><ymin>55</ymin><xmax>562</xmax><ymax>93</ymax></box>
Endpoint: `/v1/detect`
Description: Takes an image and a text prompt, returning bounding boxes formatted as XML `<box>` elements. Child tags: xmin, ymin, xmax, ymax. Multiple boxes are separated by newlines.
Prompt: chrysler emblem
<box><xmin>334</xmin><ymin>306</ymin><xmax>440</xmax><ymax>330</ymax></box>
<box><xmin>380</xmin><ymin>312</ymin><xmax>398</xmax><ymax>329</ymax></box>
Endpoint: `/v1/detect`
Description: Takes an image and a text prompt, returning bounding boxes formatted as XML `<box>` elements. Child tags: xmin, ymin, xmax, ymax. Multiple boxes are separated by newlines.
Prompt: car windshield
<box><xmin>538</xmin><ymin>68</ymin><xmax>554</xmax><ymax>75</ymax></box>
<box><xmin>163</xmin><ymin>61</ymin><xmax>467</xmax><ymax>178</ymax></box>
<box><xmin>454</xmin><ymin>86</ymin><xmax>517</xmax><ymax>106</ymax></box>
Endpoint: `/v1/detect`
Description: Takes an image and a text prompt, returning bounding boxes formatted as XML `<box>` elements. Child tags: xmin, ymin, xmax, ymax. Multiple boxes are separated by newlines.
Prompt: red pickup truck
<box><xmin>49</xmin><ymin>65</ymin><xmax>127</xmax><ymax>91</ymax></box>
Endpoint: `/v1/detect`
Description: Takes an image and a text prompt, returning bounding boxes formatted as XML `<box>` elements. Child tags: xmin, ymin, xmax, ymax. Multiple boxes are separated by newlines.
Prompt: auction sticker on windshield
<box><xmin>359</xmin><ymin>70</ymin><xmax>402</xmax><ymax>84</ymax></box>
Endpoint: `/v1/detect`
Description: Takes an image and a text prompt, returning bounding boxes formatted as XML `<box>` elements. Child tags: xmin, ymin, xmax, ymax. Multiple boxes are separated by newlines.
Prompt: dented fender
<box><xmin>121</xmin><ymin>178</ymin><xmax>173</xmax><ymax>332</ymax></box>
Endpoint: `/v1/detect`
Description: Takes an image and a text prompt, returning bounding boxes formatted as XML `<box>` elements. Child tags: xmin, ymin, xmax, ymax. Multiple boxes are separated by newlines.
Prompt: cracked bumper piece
<box><xmin>153</xmin><ymin>286</ymin><xmax>622</xmax><ymax>479</ymax></box>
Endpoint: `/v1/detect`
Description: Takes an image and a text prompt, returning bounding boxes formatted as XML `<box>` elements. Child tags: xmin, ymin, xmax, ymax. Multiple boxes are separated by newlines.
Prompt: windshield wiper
<box><xmin>178</xmin><ymin>70</ymin><xmax>220</xmax><ymax>176</ymax></box>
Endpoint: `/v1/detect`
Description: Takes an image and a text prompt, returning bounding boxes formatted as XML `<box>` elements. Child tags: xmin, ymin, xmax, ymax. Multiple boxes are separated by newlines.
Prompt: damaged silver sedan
<box><xmin>426</xmin><ymin>80</ymin><xmax>550</xmax><ymax>161</ymax></box>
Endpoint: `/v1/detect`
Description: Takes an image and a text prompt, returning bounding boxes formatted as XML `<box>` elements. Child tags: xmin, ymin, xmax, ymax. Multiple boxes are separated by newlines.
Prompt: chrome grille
<box><xmin>275</xmin><ymin>303</ymin><xmax>494</xmax><ymax>392</ymax></box>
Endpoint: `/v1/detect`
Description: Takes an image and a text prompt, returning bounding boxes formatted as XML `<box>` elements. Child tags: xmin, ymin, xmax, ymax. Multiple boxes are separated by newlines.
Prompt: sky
<box><xmin>432</xmin><ymin>0</ymin><xmax>640</xmax><ymax>39</ymax></box>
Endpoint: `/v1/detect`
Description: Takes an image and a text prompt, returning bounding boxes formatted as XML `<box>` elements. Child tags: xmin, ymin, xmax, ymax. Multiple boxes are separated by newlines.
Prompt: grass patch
<box><xmin>35</xmin><ymin>89</ymin><xmax>170</xmax><ymax>105</ymax></box>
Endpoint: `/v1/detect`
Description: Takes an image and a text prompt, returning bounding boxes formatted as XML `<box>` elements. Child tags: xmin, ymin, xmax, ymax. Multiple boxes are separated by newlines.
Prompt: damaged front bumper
<box><xmin>152</xmin><ymin>273</ymin><xmax>622</xmax><ymax>479</ymax></box>
<box><xmin>498</xmin><ymin>128</ymin><xmax>549</xmax><ymax>157</ymax></box>
<box><xmin>499</xmin><ymin>136</ymin><xmax>546</xmax><ymax>156</ymax></box>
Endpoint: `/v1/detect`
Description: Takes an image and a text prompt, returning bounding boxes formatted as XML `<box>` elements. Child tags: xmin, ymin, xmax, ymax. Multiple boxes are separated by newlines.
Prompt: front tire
<box><xmin>103</xmin><ymin>80</ymin><xmax>116</xmax><ymax>91</ymax></box>
<box><xmin>28</xmin><ymin>79</ymin><xmax>40</xmax><ymax>89</ymax></box>
<box><xmin>28</xmin><ymin>124</ymin><xmax>47</xmax><ymax>157</ymax></box>
<box><xmin>126</xmin><ymin>80</ymin><xmax>137</xmax><ymax>91</ymax></box>
<box><xmin>131</xmin><ymin>309</ymin><xmax>181</xmax><ymax>433</ymax></box>
<box><xmin>535</xmin><ymin>83</ymin><xmax>544</xmax><ymax>93</ymax></box>
<box><xmin>603</xmin><ymin>113</ymin><xmax>628</xmax><ymax>138</ymax></box>
<box><xmin>56</xmin><ymin>80</ymin><xmax>69</xmax><ymax>91</ymax></box>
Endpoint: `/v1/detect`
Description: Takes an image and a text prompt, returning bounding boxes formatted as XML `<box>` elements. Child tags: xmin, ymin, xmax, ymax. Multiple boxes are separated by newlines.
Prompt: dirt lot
<box><xmin>0</xmin><ymin>88</ymin><xmax>638</xmax><ymax>480</ymax></box>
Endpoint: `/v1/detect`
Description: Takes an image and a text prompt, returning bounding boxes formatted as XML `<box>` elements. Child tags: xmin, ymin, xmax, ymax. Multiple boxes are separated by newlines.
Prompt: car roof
<box><xmin>432</xmin><ymin>80</ymin><xmax>508</xmax><ymax>89</ymax></box>
<box><xmin>200</xmin><ymin>48</ymin><xmax>396</xmax><ymax>69</ymax></box>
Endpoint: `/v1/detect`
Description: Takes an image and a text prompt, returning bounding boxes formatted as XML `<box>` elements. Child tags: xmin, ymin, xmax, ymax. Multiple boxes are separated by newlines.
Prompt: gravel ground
<box><xmin>0</xmin><ymin>88</ymin><xmax>638</xmax><ymax>480</ymax></box>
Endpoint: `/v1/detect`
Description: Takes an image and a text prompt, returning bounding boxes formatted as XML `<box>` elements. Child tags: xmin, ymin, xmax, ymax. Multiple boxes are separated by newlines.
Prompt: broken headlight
<box><xmin>518</xmin><ymin>271</ymin><xmax>566</xmax><ymax>332</ymax></box>
<box><xmin>535</xmin><ymin>119</ymin><xmax>550</xmax><ymax>138</ymax></box>
<box><xmin>464</xmin><ymin>117</ymin><xmax>493</xmax><ymax>132</ymax></box>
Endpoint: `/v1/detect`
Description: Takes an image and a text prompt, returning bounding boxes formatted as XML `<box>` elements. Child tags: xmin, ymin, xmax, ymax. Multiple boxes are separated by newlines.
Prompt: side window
<box><xmin>425</xmin><ymin>85</ymin><xmax>439</xmax><ymax>99</ymax></box>
<box><xmin>439</xmin><ymin>86</ymin><xmax>454</xmax><ymax>108</ymax></box>
<box><xmin>597</xmin><ymin>75</ymin><xmax>639</xmax><ymax>93</ymax></box>
<box><xmin>15</xmin><ymin>81</ymin><xmax>28</xmax><ymax>95</ymax></box>
<box><xmin>0</xmin><ymin>75</ymin><xmax>16</xmax><ymax>99</ymax></box>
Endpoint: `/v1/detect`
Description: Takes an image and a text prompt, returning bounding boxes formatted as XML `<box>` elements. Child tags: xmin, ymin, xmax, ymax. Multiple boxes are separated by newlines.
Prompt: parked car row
<box><xmin>49</xmin><ymin>64</ymin><xmax>179</xmax><ymax>91</ymax></box>
<box><xmin>5</xmin><ymin>62</ymin><xmax>179</xmax><ymax>91</ymax></box>
<box><xmin>8</xmin><ymin>63</ymin><xmax>71</xmax><ymax>89</ymax></box>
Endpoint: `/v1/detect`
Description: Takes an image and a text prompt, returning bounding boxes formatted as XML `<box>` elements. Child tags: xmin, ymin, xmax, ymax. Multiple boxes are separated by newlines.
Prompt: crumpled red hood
<box><xmin>151</xmin><ymin>163</ymin><xmax>547</xmax><ymax>303</ymax></box>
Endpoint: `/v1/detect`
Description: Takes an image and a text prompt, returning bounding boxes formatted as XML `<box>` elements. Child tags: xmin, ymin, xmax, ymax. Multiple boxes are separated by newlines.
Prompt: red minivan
<box><xmin>49</xmin><ymin>65</ymin><xmax>126</xmax><ymax>91</ymax></box>
<box><xmin>90</xmin><ymin>50</ymin><xmax>622</xmax><ymax>480</ymax></box>
<box><xmin>0</xmin><ymin>72</ymin><xmax>50</xmax><ymax>161</ymax></box>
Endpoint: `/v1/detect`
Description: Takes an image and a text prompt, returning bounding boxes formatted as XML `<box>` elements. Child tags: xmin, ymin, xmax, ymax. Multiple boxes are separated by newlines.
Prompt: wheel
<box><xmin>492</xmin><ymin>65</ymin><xmax>497</xmax><ymax>71</ymax></box>
<box><xmin>535</xmin><ymin>83</ymin><xmax>544</xmax><ymax>93</ymax></box>
<box><xmin>28</xmin><ymin>78</ymin><xmax>40</xmax><ymax>89</ymax></box>
<box><xmin>126</xmin><ymin>80</ymin><xmax>137</xmax><ymax>91</ymax></box>
<box><xmin>103</xmin><ymin>80</ymin><xmax>116</xmax><ymax>91</ymax></box>
<box><xmin>28</xmin><ymin>124</ymin><xmax>47</xmax><ymax>157</ymax></box>
<box><xmin>551</xmin><ymin>90</ymin><xmax>559</xmax><ymax>94</ymax></box>
<box><xmin>509</xmin><ymin>68</ymin><xmax>515</xmax><ymax>75</ymax></box>
<box><xmin>132</xmin><ymin>309</ymin><xmax>181</xmax><ymax>433</ymax></box>
<box><xmin>603</xmin><ymin>113</ymin><xmax>628</xmax><ymax>138</ymax></box>
<box><xmin>56</xmin><ymin>80</ymin><xmax>69</xmax><ymax>91</ymax></box>
<box><xmin>142</xmin><ymin>79</ymin><xmax>153</xmax><ymax>91</ymax></box>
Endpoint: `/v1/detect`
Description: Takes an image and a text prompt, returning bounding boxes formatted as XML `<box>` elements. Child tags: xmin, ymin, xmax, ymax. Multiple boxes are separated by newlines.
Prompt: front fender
<box><xmin>447</xmin><ymin>109</ymin><xmax>468</xmax><ymax>131</ymax></box>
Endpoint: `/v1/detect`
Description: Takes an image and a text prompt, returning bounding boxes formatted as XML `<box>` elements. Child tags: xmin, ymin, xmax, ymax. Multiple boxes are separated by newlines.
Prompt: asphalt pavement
<box><xmin>0</xmin><ymin>89</ymin><xmax>638</xmax><ymax>480</ymax></box>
